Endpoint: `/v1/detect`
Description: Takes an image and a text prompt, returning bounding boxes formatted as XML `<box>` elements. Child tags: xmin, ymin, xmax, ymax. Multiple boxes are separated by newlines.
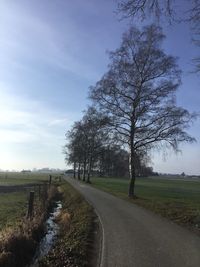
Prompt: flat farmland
<box><xmin>0</xmin><ymin>172</ymin><xmax>49</xmax><ymax>230</ymax></box>
<box><xmin>0</xmin><ymin>172</ymin><xmax>49</xmax><ymax>186</ymax></box>
<box><xmin>92</xmin><ymin>176</ymin><xmax>200</xmax><ymax>232</ymax></box>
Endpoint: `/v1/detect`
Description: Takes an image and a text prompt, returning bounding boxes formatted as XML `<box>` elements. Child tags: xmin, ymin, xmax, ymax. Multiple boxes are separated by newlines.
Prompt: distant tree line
<box><xmin>64</xmin><ymin>24</ymin><xmax>196</xmax><ymax>197</ymax></box>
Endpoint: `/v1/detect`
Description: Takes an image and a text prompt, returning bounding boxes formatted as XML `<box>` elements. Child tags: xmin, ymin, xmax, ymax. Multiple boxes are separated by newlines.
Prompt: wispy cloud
<box><xmin>0</xmin><ymin>1</ymin><xmax>101</xmax><ymax>82</ymax></box>
<box><xmin>0</xmin><ymin>84</ymin><xmax>70</xmax><ymax>146</ymax></box>
<box><xmin>48</xmin><ymin>118</ymin><xmax>69</xmax><ymax>127</ymax></box>
<box><xmin>0</xmin><ymin>83</ymin><xmax>73</xmax><ymax>169</ymax></box>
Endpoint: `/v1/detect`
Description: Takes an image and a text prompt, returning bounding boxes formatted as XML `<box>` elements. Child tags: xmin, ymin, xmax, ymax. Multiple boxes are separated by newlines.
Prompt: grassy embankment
<box><xmin>92</xmin><ymin>177</ymin><xmax>200</xmax><ymax>232</ymax></box>
<box><xmin>40</xmin><ymin>181</ymin><xmax>95</xmax><ymax>267</ymax></box>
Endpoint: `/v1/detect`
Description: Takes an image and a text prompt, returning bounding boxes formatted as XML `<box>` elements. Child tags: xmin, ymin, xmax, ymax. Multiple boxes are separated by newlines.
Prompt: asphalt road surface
<box><xmin>65</xmin><ymin>177</ymin><xmax>200</xmax><ymax>267</ymax></box>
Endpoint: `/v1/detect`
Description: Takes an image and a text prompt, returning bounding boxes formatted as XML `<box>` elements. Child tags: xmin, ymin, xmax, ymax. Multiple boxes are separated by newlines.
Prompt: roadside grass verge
<box><xmin>40</xmin><ymin>181</ymin><xmax>95</xmax><ymax>267</ymax></box>
<box><xmin>92</xmin><ymin>177</ymin><xmax>200</xmax><ymax>233</ymax></box>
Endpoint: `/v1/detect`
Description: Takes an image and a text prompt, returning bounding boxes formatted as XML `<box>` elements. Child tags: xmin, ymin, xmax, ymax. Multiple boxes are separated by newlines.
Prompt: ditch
<box><xmin>29</xmin><ymin>201</ymin><xmax>62</xmax><ymax>267</ymax></box>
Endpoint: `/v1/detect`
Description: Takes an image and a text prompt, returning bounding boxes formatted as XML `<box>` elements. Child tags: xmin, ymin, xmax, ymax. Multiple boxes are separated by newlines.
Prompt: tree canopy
<box><xmin>89</xmin><ymin>25</ymin><xmax>196</xmax><ymax>196</ymax></box>
<box><xmin>64</xmin><ymin>24</ymin><xmax>197</xmax><ymax>197</ymax></box>
<box><xmin>117</xmin><ymin>0</ymin><xmax>200</xmax><ymax>72</ymax></box>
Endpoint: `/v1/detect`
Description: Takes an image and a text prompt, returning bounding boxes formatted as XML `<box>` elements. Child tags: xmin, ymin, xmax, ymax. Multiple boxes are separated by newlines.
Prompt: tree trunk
<box><xmin>82</xmin><ymin>158</ymin><xmax>86</xmax><ymax>181</ymax></box>
<box><xmin>86</xmin><ymin>172</ymin><xmax>90</xmax><ymax>183</ymax></box>
<box><xmin>128</xmin><ymin>129</ymin><xmax>136</xmax><ymax>197</ymax></box>
<box><xmin>129</xmin><ymin>173</ymin><xmax>136</xmax><ymax>198</ymax></box>
<box><xmin>73</xmin><ymin>162</ymin><xmax>76</xmax><ymax>179</ymax></box>
<box><xmin>128</xmin><ymin>152</ymin><xmax>136</xmax><ymax>197</ymax></box>
<box><xmin>78</xmin><ymin>162</ymin><xmax>81</xmax><ymax>180</ymax></box>
<box><xmin>86</xmin><ymin>156</ymin><xmax>92</xmax><ymax>183</ymax></box>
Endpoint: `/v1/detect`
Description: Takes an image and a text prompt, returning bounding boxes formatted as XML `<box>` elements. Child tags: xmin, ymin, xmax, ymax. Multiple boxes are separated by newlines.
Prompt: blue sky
<box><xmin>0</xmin><ymin>0</ymin><xmax>199</xmax><ymax>174</ymax></box>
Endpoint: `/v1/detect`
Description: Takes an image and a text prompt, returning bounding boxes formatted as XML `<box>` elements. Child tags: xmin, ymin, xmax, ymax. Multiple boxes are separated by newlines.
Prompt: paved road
<box><xmin>65</xmin><ymin>177</ymin><xmax>200</xmax><ymax>267</ymax></box>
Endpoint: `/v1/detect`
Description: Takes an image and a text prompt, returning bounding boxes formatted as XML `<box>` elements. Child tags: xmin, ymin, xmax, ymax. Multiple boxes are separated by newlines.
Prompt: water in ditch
<box><xmin>29</xmin><ymin>201</ymin><xmax>62</xmax><ymax>267</ymax></box>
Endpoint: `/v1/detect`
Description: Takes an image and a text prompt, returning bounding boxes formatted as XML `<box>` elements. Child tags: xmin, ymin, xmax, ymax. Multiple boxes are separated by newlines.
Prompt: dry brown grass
<box><xmin>40</xmin><ymin>182</ymin><xmax>95</xmax><ymax>267</ymax></box>
<box><xmin>0</xmin><ymin>185</ymin><xmax>59</xmax><ymax>267</ymax></box>
<box><xmin>55</xmin><ymin>211</ymin><xmax>71</xmax><ymax>232</ymax></box>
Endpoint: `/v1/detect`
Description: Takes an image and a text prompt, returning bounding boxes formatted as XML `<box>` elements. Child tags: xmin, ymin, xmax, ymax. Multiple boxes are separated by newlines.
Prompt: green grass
<box><xmin>0</xmin><ymin>172</ymin><xmax>50</xmax><ymax>231</ymax></box>
<box><xmin>0</xmin><ymin>184</ymin><xmax>60</xmax><ymax>267</ymax></box>
<box><xmin>0</xmin><ymin>172</ymin><xmax>49</xmax><ymax>185</ymax></box>
<box><xmin>0</xmin><ymin>192</ymin><xmax>27</xmax><ymax>231</ymax></box>
<box><xmin>92</xmin><ymin>177</ymin><xmax>200</xmax><ymax>231</ymax></box>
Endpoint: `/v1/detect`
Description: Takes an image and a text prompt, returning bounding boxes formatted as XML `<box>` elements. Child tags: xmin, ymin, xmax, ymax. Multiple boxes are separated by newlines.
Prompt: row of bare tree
<box><xmin>64</xmin><ymin>24</ymin><xmax>196</xmax><ymax>197</ymax></box>
<box><xmin>64</xmin><ymin>106</ymin><xmax>156</xmax><ymax>183</ymax></box>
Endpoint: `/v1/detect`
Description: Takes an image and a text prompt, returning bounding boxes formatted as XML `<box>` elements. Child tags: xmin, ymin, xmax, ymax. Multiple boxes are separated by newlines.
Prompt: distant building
<box><xmin>65</xmin><ymin>169</ymin><xmax>74</xmax><ymax>174</ymax></box>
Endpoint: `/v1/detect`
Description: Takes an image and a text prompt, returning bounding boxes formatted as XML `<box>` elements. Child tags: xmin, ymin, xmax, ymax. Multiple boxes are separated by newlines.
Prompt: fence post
<box><xmin>38</xmin><ymin>185</ymin><xmax>41</xmax><ymax>200</ymax></box>
<box><xmin>42</xmin><ymin>183</ymin><xmax>48</xmax><ymax>207</ymax></box>
<box><xmin>27</xmin><ymin>191</ymin><xmax>35</xmax><ymax>219</ymax></box>
<box><xmin>49</xmin><ymin>175</ymin><xmax>52</xmax><ymax>186</ymax></box>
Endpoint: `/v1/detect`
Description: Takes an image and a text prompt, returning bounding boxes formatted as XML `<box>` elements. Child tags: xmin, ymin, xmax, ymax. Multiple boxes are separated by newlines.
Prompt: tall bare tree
<box><xmin>90</xmin><ymin>25</ymin><xmax>196</xmax><ymax>197</ymax></box>
<box><xmin>117</xmin><ymin>0</ymin><xmax>200</xmax><ymax>72</ymax></box>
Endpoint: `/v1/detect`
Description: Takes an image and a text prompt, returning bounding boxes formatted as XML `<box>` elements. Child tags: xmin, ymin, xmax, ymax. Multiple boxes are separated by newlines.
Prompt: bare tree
<box><xmin>117</xmin><ymin>0</ymin><xmax>200</xmax><ymax>72</ymax></box>
<box><xmin>97</xmin><ymin>145</ymin><xmax>130</xmax><ymax>177</ymax></box>
<box><xmin>189</xmin><ymin>1</ymin><xmax>200</xmax><ymax>71</ymax></box>
<box><xmin>118</xmin><ymin>0</ymin><xmax>200</xmax><ymax>24</ymax></box>
<box><xmin>118</xmin><ymin>0</ymin><xmax>175</xmax><ymax>21</ymax></box>
<box><xmin>81</xmin><ymin>107</ymin><xmax>109</xmax><ymax>183</ymax></box>
<box><xmin>64</xmin><ymin>121</ymin><xmax>85</xmax><ymax>179</ymax></box>
<box><xmin>64</xmin><ymin>107</ymin><xmax>110</xmax><ymax>183</ymax></box>
<box><xmin>89</xmin><ymin>25</ymin><xmax>196</xmax><ymax>197</ymax></box>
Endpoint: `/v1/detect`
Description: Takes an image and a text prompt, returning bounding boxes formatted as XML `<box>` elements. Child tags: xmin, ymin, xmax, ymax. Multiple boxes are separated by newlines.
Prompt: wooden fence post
<box><xmin>42</xmin><ymin>183</ymin><xmax>48</xmax><ymax>207</ymax></box>
<box><xmin>27</xmin><ymin>191</ymin><xmax>34</xmax><ymax>219</ymax></box>
<box><xmin>38</xmin><ymin>185</ymin><xmax>41</xmax><ymax>200</ymax></box>
<box><xmin>49</xmin><ymin>175</ymin><xmax>52</xmax><ymax>186</ymax></box>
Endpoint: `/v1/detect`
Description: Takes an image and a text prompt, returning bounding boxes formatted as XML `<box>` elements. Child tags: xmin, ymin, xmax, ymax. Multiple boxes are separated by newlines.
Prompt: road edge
<box><xmin>64</xmin><ymin>176</ymin><xmax>104</xmax><ymax>267</ymax></box>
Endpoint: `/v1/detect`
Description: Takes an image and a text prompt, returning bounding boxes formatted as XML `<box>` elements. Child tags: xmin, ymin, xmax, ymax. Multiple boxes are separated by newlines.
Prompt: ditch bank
<box><xmin>0</xmin><ymin>182</ymin><xmax>99</xmax><ymax>267</ymax></box>
<box><xmin>39</xmin><ymin>182</ymin><xmax>100</xmax><ymax>267</ymax></box>
<box><xmin>29</xmin><ymin>200</ymin><xmax>62</xmax><ymax>267</ymax></box>
<box><xmin>0</xmin><ymin>185</ymin><xmax>60</xmax><ymax>267</ymax></box>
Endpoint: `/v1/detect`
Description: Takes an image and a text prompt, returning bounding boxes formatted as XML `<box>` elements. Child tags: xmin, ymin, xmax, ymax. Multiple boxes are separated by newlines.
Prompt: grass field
<box><xmin>0</xmin><ymin>174</ymin><xmax>61</xmax><ymax>267</ymax></box>
<box><xmin>0</xmin><ymin>172</ymin><xmax>50</xmax><ymax>231</ymax></box>
<box><xmin>0</xmin><ymin>172</ymin><xmax>50</xmax><ymax>185</ymax></box>
<box><xmin>0</xmin><ymin>192</ymin><xmax>27</xmax><ymax>231</ymax></box>
<box><xmin>92</xmin><ymin>177</ymin><xmax>200</xmax><ymax>232</ymax></box>
<box><xmin>0</xmin><ymin>173</ymin><xmax>95</xmax><ymax>267</ymax></box>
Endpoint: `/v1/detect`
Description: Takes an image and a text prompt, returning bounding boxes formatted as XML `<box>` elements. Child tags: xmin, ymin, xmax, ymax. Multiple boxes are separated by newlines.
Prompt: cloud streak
<box><xmin>0</xmin><ymin>0</ymin><xmax>102</xmax><ymax>82</ymax></box>
<box><xmin>0</xmin><ymin>84</ymin><xmax>73</xmax><ymax>170</ymax></box>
